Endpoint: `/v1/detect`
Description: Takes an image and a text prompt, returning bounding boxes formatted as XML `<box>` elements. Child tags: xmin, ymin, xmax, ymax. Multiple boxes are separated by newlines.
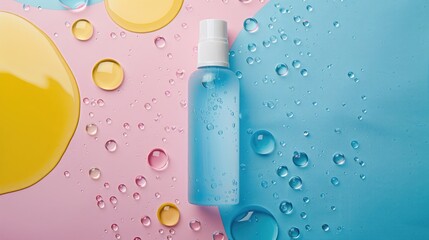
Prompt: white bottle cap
<box><xmin>198</xmin><ymin>19</ymin><xmax>229</xmax><ymax>68</ymax></box>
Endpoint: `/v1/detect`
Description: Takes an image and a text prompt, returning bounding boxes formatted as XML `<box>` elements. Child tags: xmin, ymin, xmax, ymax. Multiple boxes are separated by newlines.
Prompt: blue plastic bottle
<box><xmin>188</xmin><ymin>19</ymin><xmax>239</xmax><ymax>206</ymax></box>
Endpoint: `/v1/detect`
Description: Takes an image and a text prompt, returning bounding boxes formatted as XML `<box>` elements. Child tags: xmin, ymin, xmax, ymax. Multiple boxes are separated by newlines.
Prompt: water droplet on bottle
<box><xmin>303</xmin><ymin>197</ymin><xmax>310</xmax><ymax>203</ymax></box>
<box><xmin>279</xmin><ymin>201</ymin><xmax>293</xmax><ymax>214</ymax></box>
<box><xmin>262</xmin><ymin>40</ymin><xmax>271</xmax><ymax>48</ymax></box>
<box><xmin>71</xmin><ymin>19</ymin><xmax>93</xmax><ymax>41</ymax></box>
<box><xmin>292</xmin><ymin>151</ymin><xmax>309</xmax><ymax>167</ymax></box>
<box><xmin>109</xmin><ymin>196</ymin><xmax>118</xmax><ymax>206</ymax></box>
<box><xmin>333</xmin><ymin>153</ymin><xmax>346</xmax><ymax>165</ymax></box>
<box><xmin>85</xmin><ymin>123</ymin><xmax>98</xmax><ymax>136</ymax></box>
<box><xmin>300</xmin><ymin>212</ymin><xmax>307</xmax><ymax>219</ymax></box>
<box><xmin>141</xmin><ymin>216</ymin><xmax>151</xmax><ymax>226</ymax></box>
<box><xmin>275</xmin><ymin>63</ymin><xmax>289</xmax><ymax>77</ymax></box>
<box><xmin>135</xmin><ymin>175</ymin><xmax>147</xmax><ymax>188</ymax></box>
<box><xmin>154</xmin><ymin>36</ymin><xmax>166</xmax><ymax>48</ymax></box>
<box><xmin>322</xmin><ymin>224</ymin><xmax>330</xmax><ymax>232</ymax></box>
<box><xmin>133</xmin><ymin>192</ymin><xmax>140</xmax><ymax>200</ymax></box>
<box><xmin>244</xmin><ymin>18</ymin><xmax>259</xmax><ymax>33</ymax></box>
<box><xmin>157</xmin><ymin>203</ymin><xmax>180</xmax><ymax>227</ymax></box>
<box><xmin>105</xmin><ymin>140</ymin><xmax>117</xmax><ymax>152</ymax></box>
<box><xmin>294</xmin><ymin>38</ymin><xmax>302</xmax><ymax>46</ymax></box>
<box><xmin>331</xmin><ymin>205</ymin><xmax>337</xmax><ymax>211</ymax></box>
<box><xmin>300</xmin><ymin>69</ymin><xmax>308</xmax><ymax>77</ymax></box>
<box><xmin>230</xmin><ymin>209</ymin><xmax>278</xmax><ymax>240</ymax></box>
<box><xmin>302</xmin><ymin>20</ymin><xmax>310</xmax><ymax>27</ymax></box>
<box><xmin>246</xmin><ymin>57</ymin><xmax>254</xmax><ymax>64</ymax></box>
<box><xmin>189</xmin><ymin>219</ymin><xmax>201</xmax><ymax>231</ymax></box>
<box><xmin>334</xmin><ymin>128</ymin><xmax>342</xmax><ymax>134</ymax></box>
<box><xmin>280</xmin><ymin>34</ymin><xmax>288</xmax><ymax>41</ymax></box>
<box><xmin>351</xmin><ymin>140</ymin><xmax>359</xmax><ymax>149</ymax></box>
<box><xmin>276</xmin><ymin>166</ymin><xmax>288</xmax><ymax>177</ymax></box>
<box><xmin>213</xmin><ymin>232</ymin><xmax>225</xmax><ymax>240</ymax></box>
<box><xmin>360</xmin><ymin>174</ymin><xmax>366</xmax><ymax>180</ymax></box>
<box><xmin>148</xmin><ymin>148</ymin><xmax>169</xmax><ymax>171</ymax></box>
<box><xmin>306</xmin><ymin>5</ymin><xmax>313</xmax><ymax>12</ymax></box>
<box><xmin>118</xmin><ymin>184</ymin><xmax>127</xmax><ymax>193</ymax></box>
<box><xmin>289</xmin><ymin>176</ymin><xmax>303</xmax><ymax>190</ymax></box>
<box><xmin>293</xmin><ymin>16</ymin><xmax>301</xmax><ymax>23</ymax></box>
<box><xmin>89</xmin><ymin>168</ymin><xmax>101</xmax><ymax>180</ymax></box>
<box><xmin>96</xmin><ymin>200</ymin><xmax>105</xmax><ymax>209</ymax></box>
<box><xmin>348</xmin><ymin>71</ymin><xmax>355</xmax><ymax>78</ymax></box>
<box><xmin>92</xmin><ymin>59</ymin><xmax>124</xmax><ymax>90</ymax></box>
<box><xmin>251</xmin><ymin>130</ymin><xmax>276</xmax><ymax>155</ymax></box>
<box><xmin>247</xmin><ymin>43</ymin><xmax>257</xmax><ymax>52</ymax></box>
<box><xmin>288</xmin><ymin>227</ymin><xmax>300</xmax><ymax>239</ymax></box>
<box><xmin>331</xmin><ymin>177</ymin><xmax>340</xmax><ymax>186</ymax></box>
<box><xmin>292</xmin><ymin>60</ymin><xmax>301</xmax><ymax>68</ymax></box>
<box><xmin>59</xmin><ymin>0</ymin><xmax>88</xmax><ymax>11</ymax></box>
<box><xmin>333</xmin><ymin>21</ymin><xmax>340</xmax><ymax>28</ymax></box>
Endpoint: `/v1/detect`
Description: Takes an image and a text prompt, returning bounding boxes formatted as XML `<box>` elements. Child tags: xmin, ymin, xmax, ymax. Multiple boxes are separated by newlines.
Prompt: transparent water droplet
<box><xmin>95</xmin><ymin>195</ymin><xmax>103</xmax><ymax>202</ymax></box>
<box><xmin>288</xmin><ymin>227</ymin><xmax>300</xmax><ymax>239</ymax></box>
<box><xmin>212</xmin><ymin>232</ymin><xmax>225</xmax><ymax>240</ymax></box>
<box><xmin>104</xmin><ymin>182</ymin><xmax>110</xmax><ymax>189</ymax></box>
<box><xmin>303</xmin><ymin>197</ymin><xmax>310</xmax><ymax>203</ymax></box>
<box><xmin>348</xmin><ymin>71</ymin><xmax>355</xmax><ymax>78</ymax></box>
<box><xmin>331</xmin><ymin>177</ymin><xmax>340</xmax><ymax>186</ymax></box>
<box><xmin>331</xmin><ymin>205</ymin><xmax>337</xmax><ymax>211</ymax></box>
<box><xmin>189</xmin><ymin>219</ymin><xmax>202</xmax><ymax>231</ymax></box>
<box><xmin>275</xmin><ymin>63</ymin><xmax>289</xmax><ymax>77</ymax></box>
<box><xmin>289</xmin><ymin>176</ymin><xmax>303</xmax><ymax>190</ymax></box>
<box><xmin>292</xmin><ymin>151</ymin><xmax>309</xmax><ymax>167</ymax></box>
<box><xmin>23</xmin><ymin>4</ymin><xmax>30</xmax><ymax>11</ymax></box>
<box><xmin>137</xmin><ymin>216</ymin><xmax>151</xmax><ymax>228</ymax></box>
<box><xmin>333</xmin><ymin>21</ymin><xmax>340</xmax><ymax>28</ymax></box>
<box><xmin>135</xmin><ymin>175</ymin><xmax>147</xmax><ymax>188</ymax></box>
<box><xmin>293</xmin><ymin>16</ymin><xmax>301</xmax><ymax>23</ymax></box>
<box><xmin>303</xmin><ymin>20</ymin><xmax>310</xmax><ymax>27</ymax></box>
<box><xmin>155</xmin><ymin>192</ymin><xmax>161</xmax><ymax>198</ymax></box>
<box><xmin>64</xmin><ymin>171</ymin><xmax>70</xmax><ymax>178</ymax></box>
<box><xmin>306</xmin><ymin>5</ymin><xmax>313</xmax><ymax>12</ymax></box>
<box><xmin>96</xmin><ymin>200</ymin><xmax>105</xmax><ymax>208</ymax></box>
<box><xmin>251</xmin><ymin>130</ymin><xmax>276</xmax><ymax>155</ymax></box>
<box><xmin>85</xmin><ymin>123</ymin><xmax>98</xmax><ymax>136</ymax></box>
<box><xmin>333</xmin><ymin>153</ymin><xmax>346</xmax><ymax>165</ymax></box>
<box><xmin>360</xmin><ymin>174</ymin><xmax>366</xmax><ymax>180</ymax></box>
<box><xmin>300</xmin><ymin>69</ymin><xmax>308</xmax><ymax>77</ymax></box>
<box><xmin>105</xmin><ymin>140</ymin><xmax>117</xmax><ymax>152</ymax></box>
<box><xmin>148</xmin><ymin>149</ymin><xmax>169</xmax><ymax>171</ymax></box>
<box><xmin>292</xmin><ymin>60</ymin><xmax>301</xmax><ymax>69</ymax></box>
<box><xmin>246</xmin><ymin>57</ymin><xmax>254</xmax><ymax>64</ymax></box>
<box><xmin>144</xmin><ymin>103</ymin><xmax>152</xmax><ymax>110</ymax></box>
<box><xmin>351</xmin><ymin>140</ymin><xmax>360</xmax><ymax>149</ymax></box>
<box><xmin>111</xmin><ymin>223</ymin><xmax>119</xmax><ymax>232</ymax></box>
<box><xmin>118</xmin><ymin>184</ymin><xmax>127</xmax><ymax>193</ymax></box>
<box><xmin>244</xmin><ymin>18</ymin><xmax>259</xmax><ymax>33</ymax></box>
<box><xmin>59</xmin><ymin>0</ymin><xmax>88</xmax><ymax>11</ymax></box>
<box><xmin>300</xmin><ymin>212</ymin><xmax>307</xmax><ymax>219</ymax></box>
<box><xmin>138</xmin><ymin>123</ymin><xmax>145</xmax><ymax>130</ymax></box>
<box><xmin>109</xmin><ymin>196</ymin><xmax>118</xmax><ymax>206</ymax></box>
<box><xmin>263</xmin><ymin>40</ymin><xmax>271</xmax><ymax>48</ymax></box>
<box><xmin>176</xmin><ymin>69</ymin><xmax>185</xmax><ymax>79</ymax></box>
<box><xmin>280</xmin><ymin>34</ymin><xmax>288</xmax><ymax>41</ymax></box>
<box><xmin>89</xmin><ymin>168</ymin><xmax>101</xmax><ymax>180</ymax></box>
<box><xmin>276</xmin><ymin>166</ymin><xmax>288</xmax><ymax>177</ymax></box>
<box><xmin>322</xmin><ymin>224</ymin><xmax>330</xmax><ymax>232</ymax></box>
<box><xmin>154</xmin><ymin>36</ymin><xmax>166</xmax><ymax>48</ymax></box>
<box><xmin>157</xmin><ymin>203</ymin><xmax>180</xmax><ymax>227</ymax></box>
<box><xmin>133</xmin><ymin>192</ymin><xmax>140</xmax><ymax>200</ymax></box>
<box><xmin>279</xmin><ymin>201</ymin><xmax>293</xmax><ymax>214</ymax></box>
<box><xmin>123</xmin><ymin>123</ymin><xmax>130</xmax><ymax>130</ymax></box>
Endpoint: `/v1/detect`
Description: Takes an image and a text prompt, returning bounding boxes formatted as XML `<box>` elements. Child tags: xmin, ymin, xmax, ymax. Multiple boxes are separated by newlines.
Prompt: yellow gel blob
<box><xmin>104</xmin><ymin>0</ymin><xmax>184</xmax><ymax>33</ymax></box>
<box><xmin>92</xmin><ymin>59</ymin><xmax>124</xmax><ymax>90</ymax></box>
<box><xmin>71</xmin><ymin>19</ymin><xmax>94</xmax><ymax>41</ymax></box>
<box><xmin>157</xmin><ymin>203</ymin><xmax>180</xmax><ymax>227</ymax></box>
<box><xmin>0</xmin><ymin>12</ymin><xmax>80</xmax><ymax>194</ymax></box>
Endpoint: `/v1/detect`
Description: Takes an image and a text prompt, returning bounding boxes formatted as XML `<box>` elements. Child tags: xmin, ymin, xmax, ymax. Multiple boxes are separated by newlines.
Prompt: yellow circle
<box><xmin>71</xmin><ymin>19</ymin><xmax>94</xmax><ymax>41</ymax></box>
<box><xmin>104</xmin><ymin>0</ymin><xmax>184</xmax><ymax>33</ymax></box>
<box><xmin>157</xmin><ymin>202</ymin><xmax>180</xmax><ymax>227</ymax></box>
<box><xmin>92</xmin><ymin>59</ymin><xmax>124</xmax><ymax>91</ymax></box>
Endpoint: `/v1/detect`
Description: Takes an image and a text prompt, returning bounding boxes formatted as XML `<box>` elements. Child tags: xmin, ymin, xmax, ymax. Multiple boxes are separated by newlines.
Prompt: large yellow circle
<box><xmin>104</xmin><ymin>0</ymin><xmax>184</xmax><ymax>33</ymax></box>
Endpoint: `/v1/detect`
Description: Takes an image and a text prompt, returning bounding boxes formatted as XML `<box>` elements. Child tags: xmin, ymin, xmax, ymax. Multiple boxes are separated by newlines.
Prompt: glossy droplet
<box><xmin>289</xmin><ymin>176</ymin><xmax>303</xmax><ymax>190</ymax></box>
<box><xmin>279</xmin><ymin>201</ymin><xmax>293</xmax><ymax>214</ymax></box>
<box><xmin>109</xmin><ymin>196</ymin><xmax>118</xmax><ymax>205</ymax></box>
<box><xmin>322</xmin><ymin>224</ymin><xmax>330</xmax><ymax>232</ymax></box>
<box><xmin>59</xmin><ymin>0</ymin><xmax>88</xmax><ymax>11</ymax></box>
<box><xmin>230</xmin><ymin>209</ymin><xmax>278</xmax><ymax>240</ymax></box>
<box><xmin>111</xmin><ymin>223</ymin><xmax>119</xmax><ymax>231</ymax></box>
<box><xmin>292</xmin><ymin>60</ymin><xmax>301</xmax><ymax>69</ymax></box>
<box><xmin>276</xmin><ymin>166</ymin><xmax>288</xmax><ymax>178</ymax></box>
<box><xmin>176</xmin><ymin>69</ymin><xmax>185</xmax><ymax>79</ymax></box>
<box><xmin>333</xmin><ymin>153</ymin><xmax>346</xmax><ymax>165</ymax></box>
<box><xmin>275</xmin><ymin>63</ymin><xmax>289</xmax><ymax>77</ymax></box>
<box><xmin>89</xmin><ymin>168</ymin><xmax>101</xmax><ymax>180</ymax></box>
<box><xmin>294</xmin><ymin>38</ymin><xmax>302</xmax><ymax>46</ymax></box>
<box><xmin>288</xmin><ymin>227</ymin><xmax>300</xmax><ymax>239</ymax></box>
<box><xmin>157</xmin><ymin>203</ymin><xmax>180</xmax><ymax>227</ymax></box>
<box><xmin>244</xmin><ymin>18</ymin><xmax>259</xmax><ymax>33</ymax></box>
<box><xmin>97</xmin><ymin>200</ymin><xmax>105</xmax><ymax>209</ymax></box>
<box><xmin>135</xmin><ymin>175</ymin><xmax>147</xmax><ymax>187</ymax></box>
<box><xmin>92</xmin><ymin>59</ymin><xmax>124</xmax><ymax>90</ymax></box>
<box><xmin>148</xmin><ymin>148</ymin><xmax>169</xmax><ymax>171</ymax></box>
<box><xmin>141</xmin><ymin>216</ymin><xmax>151</xmax><ymax>226</ymax></box>
<box><xmin>71</xmin><ymin>19</ymin><xmax>93</xmax><ymax>41</ymax></box>
<box><xmin>333</xmin><ymin>21</ymin><xmax>340</xmax><ymax>28</ymax></box>
<box><xmin>251</xmin><ymin>130</ymin><xmax>276</xmax><ymax>155</ymax></box>
<box><xmin>95</xmin><ymin>195</ymin><xmax>103</xmax><ymax>202</ymax></box>
<box><xmin>292</xmin><ymin>151</ymin><xmax>309</xmax><ymax>167</ymax></box>
<box><xmin>300</xmin><ymin>212</ymin><xmax>307</xmax><ymax>219</ymax></box>
<box><xmin>133</xmin><ymin>192</ymin><xmax>140</xmax><ymax>200</ymax></box>
<box><xmin>300</xmin><ymin>69</ymin><xmax>308</xmax><ymax>77</ymax></box>
<box><xmin>118</xmin><ymin>184</ymin><xmax>127</xmax><ymax>193</ymax></box>
<box><xmin>293</xmin><ymin>16</ymin><xmax>301</xmax><ymax>23</ymax></box>
<box><xmin>348</xmin><ymin>71</ymin><xmax>355</xmax><ymax>78</ymax></box>
<box><xmin>64</xmin><ymin>171</ymin><xmax>70</xmax><ymax>178</ymax></box>
<box><xmin>105</xmin><ymin>140</ymin><xmax>117</xmax><ymax>152</ymax></box>
<box><xmin>155</xmin><ymin>36</ymin><xmax>166</xmax><ymax>48</ymax></box>
<box><xmin>306</xmin><ymin>5</ymin><xmax>313</xmax><ymax>12</ymax></box>
<box><xmin>213</xmin><ymin>232</ymin><xmax>225</xmax><ymax>240</ymax></box>
<box><xmin>351</xmin><ymin>140</ymin><xmax>360</xmax><ymax>149</ymax></box>
<box><xmin>303</xmin><ymin>197</ymin><xmax>310</xmax><ymax>203</ymax></box>
<box><xmin>189</xmin><ymin>219</ymin><xmax>201</xmax><ymax>231</ymax></box>
<box><xmin>248</xmin><ymin>43</ymin><xmax>257</xmax><ymax>52</ymax></box>
<box><xmin>86</xmin><ymin>123</ymin><xmax>98</xmax><ymax>136</ymax></box>
<box><xmin>138</xmin><ymin>123</ymin><xmax>145</xmax><ymax>130</ymax></box>
<box><xmin>331</xmin><ymin>177</ymin><xmax>340</xmax><ymax>186</ymax></box>
<box><xmin>105</xmin><ymin>0</ymin><xmax>184</xmax><ymax>33</ymax></box>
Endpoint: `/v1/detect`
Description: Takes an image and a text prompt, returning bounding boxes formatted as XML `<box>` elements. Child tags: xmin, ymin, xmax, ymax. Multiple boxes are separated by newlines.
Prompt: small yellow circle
<box><xmin>92</xmin><ymin>59</ymin><xmax>124</xmax><ymax>90</ymax></box>
<box><xmin>157</xmin><ymin>202</ymin><xmax>180</xmax><ymax>227</ymax></box>
<box><xmin>71</xmin><ymin>19</ymin><xmax>94</xmax><ymax>41</ymax></box>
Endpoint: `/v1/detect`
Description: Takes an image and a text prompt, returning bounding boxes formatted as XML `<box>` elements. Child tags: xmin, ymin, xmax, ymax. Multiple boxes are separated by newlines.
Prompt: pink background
<box><xmin>0</xmin><ymin>0</ymin><xmax>267</xmax><ymax>239</ymax></box>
